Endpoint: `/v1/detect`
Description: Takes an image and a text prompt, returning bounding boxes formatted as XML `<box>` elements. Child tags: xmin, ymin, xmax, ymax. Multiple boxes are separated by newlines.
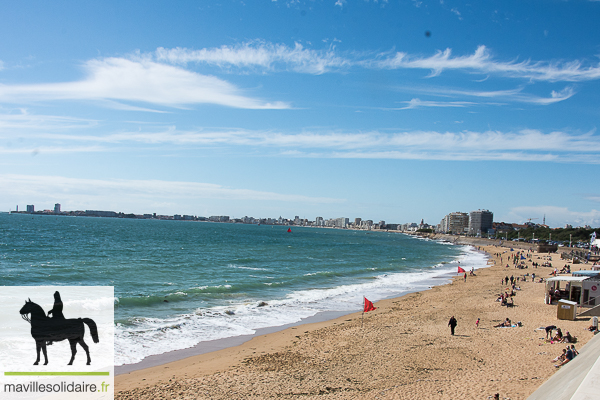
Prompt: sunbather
<box><xmin>551</xmin><ymin>349</ymin><xmax>566</xmax><ymax>363</ymax></box>
<box><xmin>555</xmin><ymin>347</ymin><xmax>573</xmax><ymax>368</ymax></box>
<box><xmin>494</xmin><ymin>318</ymin><xmax>511</xmax><ymax>328</ymax></box>
<box><xmin>553</xmin><ymin>328</ymin><xmax>563</xmax><ymax>342</ymax></box>
<box><xmin>561</xmin><ymin>331</ymin><xmax>576</xmax><ymax>343</ymax></box>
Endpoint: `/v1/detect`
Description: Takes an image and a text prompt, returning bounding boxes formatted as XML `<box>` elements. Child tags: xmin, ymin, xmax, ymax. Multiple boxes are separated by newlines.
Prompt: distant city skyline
<box><xmin>10</xmin><ymin>203</ymin><xmax>597</xmax><ymax>230</ymax></box>
<box><xmin>1</xmin><ymin>2</ymin><xmax>599</xmax><ymax>228</ymax></box>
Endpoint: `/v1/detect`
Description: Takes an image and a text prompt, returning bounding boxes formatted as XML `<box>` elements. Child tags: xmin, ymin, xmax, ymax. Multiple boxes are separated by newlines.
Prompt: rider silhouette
<box><xmin>46</xmin><ymin>291</ymin><xmax>65</xmax><ymax>345</ymax></box>
<box><xmin>47</xmin><ymin>291</ymin><xmax>65</xmax><ymax>320</ymax></box>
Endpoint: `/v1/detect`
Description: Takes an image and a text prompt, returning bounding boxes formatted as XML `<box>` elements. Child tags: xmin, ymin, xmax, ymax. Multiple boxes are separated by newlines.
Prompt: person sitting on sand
<box><xmin>553</xmin><ymin>328</ymin><xmax>563</xmax><ymax>342</ymax></box>
<box><xmin>555</xmin><ymin>346</ymin><xmax>573</xmax><ymax>368</ymax></box>
<box><xmin>551</xmin><ymin>349</ymin><xmax>566</xmax><ymax>363</ymax></box>
<box><xmin>561</xmin><ymin>331</ymin><xmax>575</xmax><ymax>343</ymax></box>
<box><xmin>570</xmin><ymin>344</ymin><xmax>578</xmax><ymax>357</ymax></box>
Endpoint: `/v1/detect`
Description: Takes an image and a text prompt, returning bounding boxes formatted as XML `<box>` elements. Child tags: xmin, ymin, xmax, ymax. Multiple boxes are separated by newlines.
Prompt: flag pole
<box><xmin>362</xmin><ymin>296</ymin><xmax>364</xmax><ymax>328</ymax></box>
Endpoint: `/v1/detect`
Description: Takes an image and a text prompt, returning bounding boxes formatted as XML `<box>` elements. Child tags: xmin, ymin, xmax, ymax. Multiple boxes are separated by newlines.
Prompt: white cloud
<box><xmin>0</xmin><ymin>109</ymin><xmax>98</xmax><ymax>131</ymax></box>
<box><xmin>0</xmin><ymin>145</ymin><xmax>105</xmax><ymax>155</ymax></box>
<box><xmin>398</xmin><ymin>98</ymin><xmax>474</xmax><ymax>109</ymax></box>
<box><xmin>0</xmin><ymin>174</ymin><xmax>344</xmax><ymax>213</ymax></box>
<box><xmin>399</xmin><ymin>85</ymin><xmax>576</xmax><ymax>105</ymax></box>
<box><xmin>156</xmin><ymin>42</ymin><xmax>600</xmax><ymax>83</ymax></box>
<box><xmin>541</xmin><ymin>86</ymin><xmax>577</xmax><ymax>104</ymax></box>
<box><xmin>155</xmin><ymin>41</ymin><xmax>350</xmax><ymax>75</ymax></box>
<box><xmin>10</xmin><ymin>124</ymin><xmax>599</xmax><ymax>162</ymax></box>
<box><xmin>506</xmin><ymin>206</ymin><xmax>600</xmax><ymax>228</ymax></box>
<box><xmin>0</xmin><ymin>58</ymin><xmax>290</xmax><ymax>110</ymax></box>
<box><xmin>374</xmin><ymin>45</ymin><xmax>600</xmax><ymax>82</ymax></box>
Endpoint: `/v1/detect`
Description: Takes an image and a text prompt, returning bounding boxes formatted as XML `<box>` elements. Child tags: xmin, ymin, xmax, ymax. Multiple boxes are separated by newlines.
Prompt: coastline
<box><xmin>112</xmin><ymin>230</ymin><xmax>472</xmax><ymax>369</ymax></box>
<box><xmin>116</xmin><ymin>241</ymin><xmax>596</xmax><ymax>399</ymax></box>
<box><xmin>116</xmin><ymin>271</ymin><xmax>459</xmax><ymax>375</ymax></box>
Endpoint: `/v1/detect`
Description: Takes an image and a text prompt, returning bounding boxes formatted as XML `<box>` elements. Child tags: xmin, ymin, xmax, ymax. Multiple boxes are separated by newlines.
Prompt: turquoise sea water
<box><xmin>0</xmin><ymin>213</ymin><xmax>485</xmax><ymax>365</ymax></box>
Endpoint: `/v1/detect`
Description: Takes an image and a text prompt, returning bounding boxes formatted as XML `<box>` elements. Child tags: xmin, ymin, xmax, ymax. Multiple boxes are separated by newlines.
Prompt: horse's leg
<box><xmin>68</xmin><ymin>339</ymin><xmax>77</xmax><ymax>365</ymax></box>
<box><xmin>41</xmin><ymin>342</ymin><xmax>48</xmax><ymax>365</ymax></box>
<box><xmin>79</xmin><ymin>339</ymin><xmax>91</xmax><ymax>365</ymax></box>
<box><xmin>34</xmin><ymin>341</ymin><xmax>41</xmax><ymax>365</ymax></box>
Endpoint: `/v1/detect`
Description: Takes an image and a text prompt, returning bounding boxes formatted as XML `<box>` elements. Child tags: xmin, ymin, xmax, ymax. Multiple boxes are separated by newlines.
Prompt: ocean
<box><xmin>0</xmin><ymin>213</ymin><xmax>487</xmax><ymax>366</ymax></box>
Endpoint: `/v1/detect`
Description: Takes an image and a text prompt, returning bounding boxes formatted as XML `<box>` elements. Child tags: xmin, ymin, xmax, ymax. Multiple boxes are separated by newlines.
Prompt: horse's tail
<box><xmin>82</xmin><ymin>318</ymin><xmax>99</xmax><ymax>343</ymax></box>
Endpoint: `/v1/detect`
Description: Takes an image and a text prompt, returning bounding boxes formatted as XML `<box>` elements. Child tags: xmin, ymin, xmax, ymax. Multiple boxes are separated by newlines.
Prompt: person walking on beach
<box><xmin>464</xmin><ymin>273</ymin><xmax>467</xmax><ymax>282</ymax></box>
<box><xmin>448</xmin><ymin>316</ymin><xmax>457</xmax><ymax>335</ymax></box>
<box><xmin>476</xmin><ymin>318</ymin><xmax>480</xmax><ymax>328</ymax></box>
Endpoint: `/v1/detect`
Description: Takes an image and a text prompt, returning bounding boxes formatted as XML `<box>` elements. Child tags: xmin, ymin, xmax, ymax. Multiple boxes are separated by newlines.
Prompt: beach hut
<box><xmin>557</xmin><ymin>299</ymin><xmax>578</xmax><ymax>320</ymax></box>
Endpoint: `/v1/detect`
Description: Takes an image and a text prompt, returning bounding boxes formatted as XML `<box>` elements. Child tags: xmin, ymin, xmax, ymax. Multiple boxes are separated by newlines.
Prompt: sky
<box><xmin>1</xmin><ymin>0</ymin><xmax>599</xmax><ymax>228</ymax></box>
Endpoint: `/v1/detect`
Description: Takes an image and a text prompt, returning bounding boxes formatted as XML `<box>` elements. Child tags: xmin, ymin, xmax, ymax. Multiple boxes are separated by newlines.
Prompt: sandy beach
<box><xmin>116</xmin><ymin>239</ymin><xmax>597</xmax><ymax>399</ymax></box>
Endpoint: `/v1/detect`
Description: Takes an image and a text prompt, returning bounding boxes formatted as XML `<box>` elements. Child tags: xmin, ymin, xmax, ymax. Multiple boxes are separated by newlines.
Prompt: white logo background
<box><xmin>0</xmin><ymin>286</ymin><xmax>114</xmax><ymax>399</ymax></box>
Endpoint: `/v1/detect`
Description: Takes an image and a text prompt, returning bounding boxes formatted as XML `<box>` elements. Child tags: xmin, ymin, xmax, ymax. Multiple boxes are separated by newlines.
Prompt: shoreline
<box><xmin>116</xmin><ymin>242</ymin><xmax>596</xmax><ymax>399</ymax></box>
<box><xmin>116</xmin><ymin>269</ymin><xmax>460</xmax><ymax>375</ymax></box>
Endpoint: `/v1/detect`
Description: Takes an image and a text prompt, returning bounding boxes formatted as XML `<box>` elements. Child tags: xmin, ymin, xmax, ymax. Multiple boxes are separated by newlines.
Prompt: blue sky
<box><xmin>1</xmin><ymin>0</ymin><xmax>599</xmax><ymax>227</ymax></box>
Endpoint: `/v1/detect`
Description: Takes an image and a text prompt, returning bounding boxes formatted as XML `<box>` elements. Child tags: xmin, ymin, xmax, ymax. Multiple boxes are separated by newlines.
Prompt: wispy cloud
<box><xmin>9</xmin><ymin>122</ymin><xmax>599</xmax><ymax>162</ymax></box>
<box><xmin>372</xmin><ymin>45</ymin><xmax>600</xmax><ymax>82</ymax></box>
<box><xmin>397</xmin><ymin>98</ymin><xmax>474</xmax><ymax>109</ymax></box>
<box><xmin>531</xmin><ymin>86</ymin><xmax>576</xmax><ymax>104</ymax></box>
<box><xmin>155</xmin><ymin>42</ymin><xmax>600</xmax><ymax>83</ymax></box>
<box><xmin>0</xmin><ymin>58</ymin><xmax>290</xmax><ymax>110</ymax></box>
<box><xmin>155</xmin><ymin>41</ymin><xmax>350</xmax><ymax>74</ymax></box>
<box><xmin>0</xmin><ymin>108</ymin><xmax>98</xmax><ymax>131</ymax></box>
<box><xmin>0</xmin><ymin>174</ymin><xmax>344</xmax><ymax>211</ymax></box>
<box><xmin>399</xmin><ymin>85</ymin><xmax>576</xmax><ymax>105</ymax></box>
<box><xmin>0</xmin><ymin>146</ymin><xmax>105</xmax><ymax>155</ymax></box>
<box><xmin>0</xmin><ymin>43</ymin><xmax>594</xmax><ymax>114</ymax></box>
<box><xmin>506</xmin><ymin>206</ymin><xmax>600</xmax><ymax>228</ymax></box>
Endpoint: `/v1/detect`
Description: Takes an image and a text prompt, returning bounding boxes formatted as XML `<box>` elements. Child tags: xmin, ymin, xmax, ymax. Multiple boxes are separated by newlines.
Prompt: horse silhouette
<box><xmin>19</xmin><ymin>297</ymin><xmax>99</xmax><ymax>365</ymax></box>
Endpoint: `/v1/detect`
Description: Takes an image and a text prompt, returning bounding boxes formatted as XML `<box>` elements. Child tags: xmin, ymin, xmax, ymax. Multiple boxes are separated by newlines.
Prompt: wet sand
<box><xmin>116</xmin><ymin>241</ymin><xmax>596</xmax><ymax>399</ymax></box>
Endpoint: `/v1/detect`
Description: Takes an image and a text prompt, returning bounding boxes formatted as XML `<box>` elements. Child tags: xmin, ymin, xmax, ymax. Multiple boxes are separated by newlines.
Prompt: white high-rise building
<box><xmin>468</xmin><ymin>209</ymin><xmax>493</xmax><ymax>236</ymax></box>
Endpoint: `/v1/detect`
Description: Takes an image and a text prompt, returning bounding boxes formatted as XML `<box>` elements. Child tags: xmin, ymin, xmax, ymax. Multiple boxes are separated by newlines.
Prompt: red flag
<box><xmin>363</xmin><ymin>297</ymin><xmax>376</xmax><ymax>313</ymax></box>
<box><xmin>457</xmin><ymin>266</ymin><xmax>466</xmax><ymax>273</ymax></box>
